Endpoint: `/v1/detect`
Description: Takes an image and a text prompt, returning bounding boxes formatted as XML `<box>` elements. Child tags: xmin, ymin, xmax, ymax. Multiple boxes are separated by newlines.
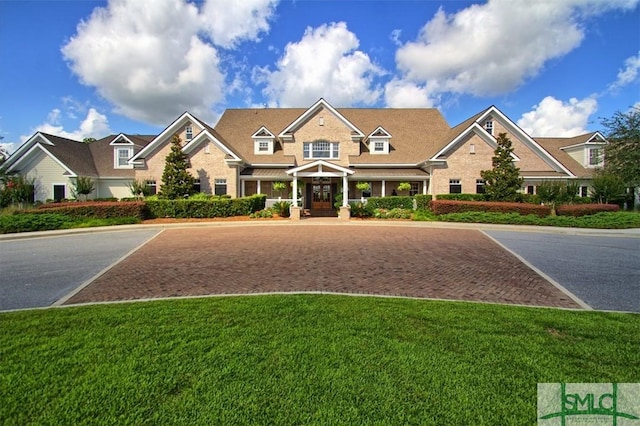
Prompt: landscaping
<box><xmin>0</xmin><ymin>295</ymin><xmax>637</xmax><ymax>424</ymax></box>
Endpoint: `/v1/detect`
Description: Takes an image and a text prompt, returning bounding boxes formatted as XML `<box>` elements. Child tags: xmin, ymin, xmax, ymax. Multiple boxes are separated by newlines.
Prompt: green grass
<box><xmin>1</xmin><ymin>295</ymin><xmax>638</xmax><ymax>425</ymax></box>
<box><xmin>413</xmin><ymin>210</ymin><xmax>640</xmax><ymax>229</ymax></box>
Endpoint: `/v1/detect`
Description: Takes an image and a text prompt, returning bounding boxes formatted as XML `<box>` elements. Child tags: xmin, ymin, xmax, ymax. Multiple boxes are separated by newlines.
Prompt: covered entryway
<box><xmin>287</xmin><ymin>160</ymin><xmax>354</xmax><ymax>219</ymax></box>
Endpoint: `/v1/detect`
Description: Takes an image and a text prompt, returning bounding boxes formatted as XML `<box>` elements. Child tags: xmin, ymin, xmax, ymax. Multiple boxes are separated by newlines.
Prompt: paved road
<box><xmin>0</xmin><ymin>229</ymin><xmax>160</xmax><ymax>311</ymax></box>
<box><xmin>485</xmin><ymin>230</ymin><xmax>640</xmax><ymax>312</ymax></box>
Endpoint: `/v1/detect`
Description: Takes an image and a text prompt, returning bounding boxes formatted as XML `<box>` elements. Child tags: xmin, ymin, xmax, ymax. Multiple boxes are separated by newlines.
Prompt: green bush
<box><xmin>430</xmin><ymin>200</ymin><xmax>550</xmax><ymax>217</ymax></box>
<box><xmin>145</xmin><ymin>194</ymin><xmax>266</xmax><ymax>218</ymax></box>
<box><xmin>272</xmin><ymin>200</ymin><xmax>291</xmax><ymax>218</ymax></box>
<box><xmin>436</xmin><ymin>193</ymin><xmax>486</xmax><ymax>202</ymax></box>
<box><xmin>366</xmin><ymin>196</ymin><xmax>413</xmax><ymax>210</ymax></box>
<box><xmin>349</xmin><ymin>201</ymin><xmax>373</xmax><ymax>218</ymax></box>
<box><xmin>35</xmin><ymin>201</ymin><xmax>147</xmax><ymax>219</ymax></box>
<box><xmin>0</xmin><ymin>213</ymin><xmax>70</xmax><ymax>234</ymax></box>
<box><xmin>249</xmin><ymin>209</ymin><xmax>274</xmax><ymax>219</ymax></box>
<box><xmin>414</xmin><ymin>194</ymin><xmax>432</xmax><ymax>210</ymax></box>
<box><xmin>373</xmin><ymin>208</ymin><xmax>413</xmax><ymax>219</ymax></box>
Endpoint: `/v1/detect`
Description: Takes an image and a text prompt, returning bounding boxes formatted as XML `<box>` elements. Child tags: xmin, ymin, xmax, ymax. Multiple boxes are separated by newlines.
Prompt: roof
<box><xmin>534</xmin><ymin>133</ymin><xmax>598</xmax><ymax>178</ymax></box>
<box><xmin>90</xmin><ymin>134</ymin><xmax>155</xmax><ymax>177</ymax></box>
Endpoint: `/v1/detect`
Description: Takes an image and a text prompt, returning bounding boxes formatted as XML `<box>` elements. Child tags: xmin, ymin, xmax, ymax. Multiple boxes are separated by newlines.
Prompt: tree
<box><xmin>601</xmin><ymin>108</ymin><xmax>640</xmax><ymax>188</ymax></box>
<box><xmin>128</xmin><ymin>179</ymin><xmax>151</xmax><ymax>199</ymax></box>
<box><xmin>536</xmin><ymin>181</ymin><xmax>580</xmax><ymax>215</ymax></box>
<box><xmin>72</xmin><ymin>176</ymin><xmax>95</xmax><ymax>201</ymax></box>
<box><xmin>591</xmin><ymin>171</ymin><xmax>627</xmax><ymax>204</ymax></box>
<box><xmin>159</xmin><ymin>135</ymin><xmax>195</xmax><ymax>199</ymax></box>
<box><xmin>82</xmin><ymin>137</ymin><xmax>97</xmax><ymax>144</ymax></box>
<box><xmin>480</xmin><ymin>133</ymin><xmax>524</xmax><ymax>201</ymax></box>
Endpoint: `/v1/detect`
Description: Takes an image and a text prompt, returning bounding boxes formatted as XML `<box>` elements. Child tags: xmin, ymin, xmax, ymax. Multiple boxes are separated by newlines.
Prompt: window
<box><xmin>185</xmin><ymin>126</ymin><xmax>193</xmax><ymax>141</ymax></box>
<box><xmin>53</xmin><ymin>184</ymin><xmax>66</xmax><ymax>201</ymax></box>
<box><xmin>527</xmin><ymin>185</ymin><xmax>535</xmax><ymax>195</ymax></box>
<box><xmin>485</xmin><ymin>120</ymin><xmax>493</xmax><ymax>135</ymax></box>
<box><xmin>410</xmin><ymin>182</ymin><xmax>419</xmax><ymax>196</ymax></box>
<box><xmin>580</xmin><ymin>186</ymin><xmax>588</xmax><ymax>197</ymax></box>
<box><xmin>214</xmin><ymin>179</ymin><xmax>227</xmax><ymax>196</ymax></box>
<box><xmin>589</xmin><ymin>148</ymin><xmax>602</xmax><ymax>166</ymax></box>
<box><xmin>449</xmin><ymin>179</ymin><xmax>462</xmax><ymax>194</ymax></box>
<box><xmin>303</xmin><ymin>141</ymin><xmax>339</xmax><ymax>159</ymax></box>
<box><xmin>476</xmin><ymin>179</ymin><xmax>485</xmax><ymax>194</ymax></box>
<box><xmin>145</xmin><ymin>180</ymin><xmax>157</xmax><ymax>195</ymax></box>
<box><xmin>374</xmin><ymin>141</ymin><xmax>385</xmax><ymax>152</ymax></box>
<box><xmin>192</xmin><ymin>179</ymin><xmax>201</xmax><ymax>193</ymax></box>
<box><xmin>258</xmin><ymin>141</ymin><xmax>269</xmax><ymax>152</ymax></box>
<box><xmin>116</xmin><ymin>148</ymin><xmax>132</xmax><ymax>168</ymax></box>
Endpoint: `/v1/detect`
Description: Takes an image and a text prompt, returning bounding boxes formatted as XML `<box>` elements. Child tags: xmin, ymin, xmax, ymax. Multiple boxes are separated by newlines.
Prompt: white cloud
<box><xmin>384</xmin><ymin>79</ymin><xmax>437</xmax><ymax>108</ymax></box>
<box><xmin>62</xmin><ymin>0</ymin><xmax>279</xmax><ymax>125</ymax></box>
<box><xmin>608</xmin><ymin>51</ymin><xmax>640</xmax><ymax>92</ymax></box>
<box><xmin>388</xmin><ymin>0</ymin><xmax>639</xmax><ymax>107</ymax></box>
<box><xmin>21</xmin><ymin>108</ymin><xmax>111</xmax><ymax>142</ymax></box>
<box><xmin>517</xmin><ymin>96</ymin><xmax>598</xmax><ymax>137</ymax></box>
<box><xmin>200</xmin><ymin>0</ymin><xmax>278</xmax><ymax>49</ymax></box>
<box><xmin>254</xmin><ymin>22</ymin><xmax>384</xmax><ymax>107</ymax></box>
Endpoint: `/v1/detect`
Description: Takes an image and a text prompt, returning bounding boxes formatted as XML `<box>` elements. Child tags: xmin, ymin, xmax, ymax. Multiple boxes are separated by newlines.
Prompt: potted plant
<box><xmin>397</xmin><ymin>182</ymin><xmax>411</xmax><ymax>194</ymax></box>
<box><xmin>356</xmin><ymin>181</ymin><xmax>371</xmax><ymax>201</ymax></box>
<box><xmin>272</xmin><ymin>181</ymin><xmax>286</xmax><ymax>199</ymax></box>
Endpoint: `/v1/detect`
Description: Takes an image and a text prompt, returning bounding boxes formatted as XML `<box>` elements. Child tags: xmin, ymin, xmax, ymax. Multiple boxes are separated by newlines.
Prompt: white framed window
<box><xmin>588</xmin><ymin>148</ymin><xmax>603</xmax><ymax>166</ymax></box>
<box><xmin>254</xmin><ymin>138</ymin><xmax>274</xmax><ymax>155</ymax></box>
<box><xmin>214</xmin><ymin>179</ymin><xmax>227</xmax><ymax>196</ymax></box>
<box><xmin>115</xmin><ymin>147</ymin><xmax>133</xmax><ymax>168</ymax></box>
<box><xmin>258</xmin><ymin>141</ymin><xmax>269</xmax><ymax>152</ymax></box>
<box><xmin>485</xmin><ymin>120</ymin><xmax>493</xmax><ymax>135</ymax></box>
<box><xmin>303</xmin><ymin>140</ymin><xmax>339</xmax><ymax>159</ymax></box>
<box><xmin>370</xmin><ymin>138</ymin><xmax>389</xmax><ymax>155</ymax></box>
<box><xmin>185</xmin><ymin>126</ymin><xmax>193</xmax><ymax>141</ymax></box>
<box><xmin>374</xmin><ymin>141</ymin><xmax>384</xmax><ymax>152</ymax></box>
<box><xmin>146</xmin><ymin>180</ymin><xmax>157</xmax><ymax>195</ymax></box>
<box><xmin>476</xmin><ymin>179</ymin><xmax>486</xmax><ymax>194</ymax></box>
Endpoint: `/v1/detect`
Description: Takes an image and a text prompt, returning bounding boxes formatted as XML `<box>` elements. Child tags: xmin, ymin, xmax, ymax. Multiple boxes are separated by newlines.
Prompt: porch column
<box><xmin>241</xmin><ymin>180</ymin><xmax>246</xmax><ymax>197</ymax></box>
<box><xmin>342</xmin><ymin>174</ymin><xmax>349</xmax><ymax>207</ymax></box>
<box><xmin>292</xmin><ymin>173</ymin><xmax>298</xmax><ymax>207</ymax></box>
<box><xmin>423</xmin><ymin>179</ymin><xmax>428</xmax><ymax>195</ymax></box>
<box><xmin>382</xmin><ymin>180</ymin><xmax>386</xmax><ymax>197</ymax></box>
<box><xmin>257</xmin><ymin>180</ymin><xmax>261</xmax><ymax>194</ymax></box>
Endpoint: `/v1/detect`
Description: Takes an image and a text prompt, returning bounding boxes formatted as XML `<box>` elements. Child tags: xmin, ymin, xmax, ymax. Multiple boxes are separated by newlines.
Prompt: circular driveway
<box><xmin>1</xmin><ymin>222</ymin><xmax>637</xmax><ymax>312</ymax></box>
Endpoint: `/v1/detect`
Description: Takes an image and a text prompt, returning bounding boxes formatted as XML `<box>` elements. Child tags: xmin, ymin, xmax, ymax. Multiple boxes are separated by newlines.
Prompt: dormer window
<box><xmin>368</xmin><ymin>126</ymin><xmax>391</xmax><ymax>155</ymax></box>
<box><xmin>115</xmin><ymin>147</ymin><xmax>133</xmax><ymax>168</ymax></box>
<box><xmin>588</xmin><ymin>148</ymin><xmax>603</xmax><ymax>166</ymax></box>
<box><xmin>252</xmin><ymin>126</ymin><xmax>276</xmax><ymax>155</ymax></box>
<box><xmin>185</xmin><ymin>126</ymin><xmax>193</xmax><ymax>141</ymax></box>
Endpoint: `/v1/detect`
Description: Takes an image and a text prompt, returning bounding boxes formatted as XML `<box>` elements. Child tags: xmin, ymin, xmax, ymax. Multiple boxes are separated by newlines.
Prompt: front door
<box><xmin>312</xmin><ymin>181</ymin><xmax>332</xmax><ymax>210</ymax></box>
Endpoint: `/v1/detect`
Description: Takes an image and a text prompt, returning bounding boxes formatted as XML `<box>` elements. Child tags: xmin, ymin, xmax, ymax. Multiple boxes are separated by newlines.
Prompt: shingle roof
<box><xmin>89</xmin><ymin>134</ymin><xmax>155</xmax><ymax>177</ymax></box>
<box><xmin>214</xmin><ymin>107</ymin><xmax>452</xmax><ymax>166</ymax></box>
<box><xmin>534</xmin><ymin>133</ymin><xmax>597</xmax><ymax>178</ymax></box>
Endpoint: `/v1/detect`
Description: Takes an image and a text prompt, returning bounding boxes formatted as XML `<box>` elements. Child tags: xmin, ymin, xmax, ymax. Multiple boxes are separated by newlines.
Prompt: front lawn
<box><xmin>1</xmin><ymin>295</ymin><xmax>638</xmax><ymax>424</ymax></box>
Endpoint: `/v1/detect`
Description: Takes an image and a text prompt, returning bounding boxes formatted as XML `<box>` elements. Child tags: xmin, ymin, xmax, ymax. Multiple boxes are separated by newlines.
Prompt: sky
<box><xmin>0</xmin><ymin>0</ymin><xmax>639</xmax><ymax>155</ymax></box>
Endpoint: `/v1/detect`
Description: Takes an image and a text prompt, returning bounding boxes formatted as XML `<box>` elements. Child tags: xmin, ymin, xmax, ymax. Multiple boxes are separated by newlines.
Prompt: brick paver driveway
<box><xmin>65</xmin><ymin>224</ymin><xmax>580</xmax><ymax>309</ymax></box>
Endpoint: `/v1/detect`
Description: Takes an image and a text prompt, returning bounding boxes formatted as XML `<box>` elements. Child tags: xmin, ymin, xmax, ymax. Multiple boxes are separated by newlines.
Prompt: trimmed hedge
<box><xmin>556</xmin><ymin>203</ymin><xmax>620</xmax><ymax>217</ymax></box>
<box><xmin>436</xmin><ymin>193</ymin><xmax>486</xmax><ymax>202</ymax></box>
<box><xmin>414</xmin><ymin>194</ymin><xmax>432</xmax><ymax>210</ymax></box>
<box><xmin>0</xmin><ymin>213</ymin><xmax>71</xmax><ymax>234</ymax></box>
<box><xmin>366</xmin><ymin>196</ymin><xmax>413</xmax><ymax>210</ymax></box>
<box><xmin>430</xmin><ymin>200</ymin><xmax>551</xmax><ymax>217</ymax></box>
<box><xmin>35</xmin><ymin>201</ymin><xmax>147</xmax><ymax>219</ymax></box>
<box><xmin>145</xmin><ymin>194</ymin><xmax>266</xmax><ymax>218</ymax></box>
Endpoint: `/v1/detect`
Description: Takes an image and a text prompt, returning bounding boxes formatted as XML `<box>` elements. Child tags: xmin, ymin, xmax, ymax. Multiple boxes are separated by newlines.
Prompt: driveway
<box><xmin>0</xmin><ymin>223</ymin><xmax>637</xmax><ymax>312</ymax></box>
<box><xmin>485</xmin><ymin>230</ymin><xmax>640</xmax><ymax>312</ymax></box>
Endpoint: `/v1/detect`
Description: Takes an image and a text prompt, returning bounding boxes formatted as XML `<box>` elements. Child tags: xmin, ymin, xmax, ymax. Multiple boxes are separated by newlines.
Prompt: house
<box><xmin>3</xmin><ymin>99</ymin><xmax>605</xmax><ymax>217</ymax></box>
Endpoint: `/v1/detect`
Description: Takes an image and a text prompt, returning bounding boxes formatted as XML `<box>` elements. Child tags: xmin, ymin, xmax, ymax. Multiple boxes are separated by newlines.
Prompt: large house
<box><xmin>3</xmin><ymin>99</ymin><xmax>606</xmax><ymax>217</ymax></box>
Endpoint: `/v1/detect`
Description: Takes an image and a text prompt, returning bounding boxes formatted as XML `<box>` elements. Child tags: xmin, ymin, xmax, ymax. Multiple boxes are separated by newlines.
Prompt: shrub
<box><xmin>373</xmin><ymin>208</ymin><xmax>412</xmax><ymax>219</ymax></box>
<box><xmin>414</xmin><ymin>194</ymin><xmax>432</xmax><ymax>210</ymax></box>
<box><xmin>556</xmin><ymin>203</ymin><xmax>620</xmax><ymax>217</ymax></box>
<box><xmin>249</xmin><ymin>209</ymin><xmax>274</xmax><ymax>219</ymax></box>
<box><xmin>430</xmin><ymin>200</ymin><xmax>550</xmax><ymax>217</ymax></box>
<box><xmin>0</xmin><ymin>213</ymin><xmax>70</xmax><ymax>234</ymax></box>
<box><xmin>71</xmin><ymin>176</ymin><xmax>95</xmax><ymax>201</ymax></box>
<box><xmin>272</xmin><ymin>200</ymin><xmax>291</xmax><ymax>218</ymax></box>
<box><xmin>436</xmin><ymin>193</ymin><xmax>486</xmax><ymax>202</ymax></box>
<box><xmin>145</xmin><ymin>194</ymin><xmax>266</xmax><ymax>219</ymax></box>
<box><xmin>35</xmin><ymin>201</ymin><xmax>147</xmax><ymax>219</ymax></box>
<box><xmin>349</xmin><ymin>201</ymin><xmax>373</xmax><ymax>218</ymax></box>
<box><xmin>366</xmin><ymin>196</ymin><xmax>413</xmax><ymax>210</ymax></box>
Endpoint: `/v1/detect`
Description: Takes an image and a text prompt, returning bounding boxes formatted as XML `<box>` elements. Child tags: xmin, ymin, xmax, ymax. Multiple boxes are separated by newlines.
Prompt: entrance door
<box><xmin>312</xmin><ymin>183</ymin><xmax>332</xmax><ymax>210</ymax></box>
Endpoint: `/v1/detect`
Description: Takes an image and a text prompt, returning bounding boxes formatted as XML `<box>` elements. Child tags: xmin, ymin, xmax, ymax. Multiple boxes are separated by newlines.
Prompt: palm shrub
<box><xmin>128</xmin><ymin>179</ymin><xmax>151</xmax><ymax>199</ymax></box>
<box><xmin>272</xmin><ymin>200</ymin><xmax>291</xmax><ymax>218</ymax></box>
<box><xmin>72</xmin><ymin>176</ymin><xmax>95</xmax><ymax>201</ymax></box>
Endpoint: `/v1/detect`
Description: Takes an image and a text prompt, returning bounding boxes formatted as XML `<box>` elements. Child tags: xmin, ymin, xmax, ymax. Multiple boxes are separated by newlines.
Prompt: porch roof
<box><xmin>240</xmin><ymin>168</ymin><xmax>289</xmax><ymax>178</ymax></box>
<box><xmin>351</xmin><ymin>168</ymin><xmax>429</xmax><ymax>179</ymax></box>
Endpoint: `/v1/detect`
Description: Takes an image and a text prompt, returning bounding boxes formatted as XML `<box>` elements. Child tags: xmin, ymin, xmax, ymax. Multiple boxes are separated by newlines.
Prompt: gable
<box><xmin>278</xmin><ymin>98</ymin><xmax>364</xmax><ymax>141</ymax></box>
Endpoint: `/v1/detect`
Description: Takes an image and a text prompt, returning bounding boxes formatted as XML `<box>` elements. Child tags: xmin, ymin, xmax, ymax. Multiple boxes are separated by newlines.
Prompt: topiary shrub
<box><xmin>556</xmin><ymin>203</ymin><xmax>620</xmax><ymax>217</ymax></box>
<box><xmin>430</xmin><ymin>200</ymin><xmax>551</xmax><ymax>217</ymax></box>
<box><xmin>366</xmin><ymin>196</ymin><xmax>413</xmax><ymax>210</ymax></box>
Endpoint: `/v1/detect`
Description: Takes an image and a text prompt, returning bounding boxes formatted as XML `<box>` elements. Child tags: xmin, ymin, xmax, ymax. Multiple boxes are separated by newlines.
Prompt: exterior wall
<box><xmin>189</xmin><ymin>142</ymin><xmax>238</xmax><ymax>196</ymax></box>
<box><xmin>22</xmin><ymin>149</ymin><xmax>72</xmax><ymax>201</ymax></box>
<box><xmin>431</xmin><ymin>133</ymin><xmax>494</xmax><ymax>195</ymax></box>
<box><xmin>96</xmin><ymin>179</ymin><xmax>133</xmax><ymax>199</ymax></box>
<box><xmin>491</xmin><ymin>119</ymin><xmax>555</xmax><ymax>172</ymax></box>
<box><xmin>283</xmin><ymin>106</ymin><xmax>360</xmax><ymax>166</ymax></box>
<box><xmin>564</xmin><ymin>145</ymin><xmax>584</xmax><ymax>166</ymax></box>
<box><xmin>134</xmin><ymin>141</ymin><xmax>172</xmax><ymax>185</ymax></box>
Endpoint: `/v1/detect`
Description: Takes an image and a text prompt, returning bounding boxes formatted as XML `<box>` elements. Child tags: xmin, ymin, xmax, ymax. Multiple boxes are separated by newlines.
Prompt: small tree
<box><xmin>2</xmin><ymin>175</ymin><xmax>35</xmax><ymax>208</ymax></box>
<box><xmin>159</xmin><ymin>135</ymin><xmax>195</xmax><ymax>199</ymax></box>
<box><xmin>591</xmin><ymin>171</ymin><xmax>627</xmax><ymax>204</ymax></box>
<box><xmin>536</xmin><ymin>181</ymin><xmax>579</xmax><ymax>215</ymax></box>
<box><xmin>72</xmin><ymin>176</ymin><xmax>95</xmax><ymax>201</ymax></box>
<box><xmin>601</xmin><ymin>108</ymin><xmax>640</xmax><ymax>189</ymax></box>
<box><xmin>272</xmin><ymin>181</ymin><xmax>286</xmax><ymax>198</ymax></box>
<box><xmin>480</xmin><ymin>133</ymin><xmax>523</xmax><ymax>201</ymax></box>
<box><xmin>397</xmin><ymin>182</ymin><xmax>411</xmax><ymax>193</ymax></box>
<box><xmin>128</xmin><ymin>179</ymin><xmax>151</xmax><ymax>199</ymax></box>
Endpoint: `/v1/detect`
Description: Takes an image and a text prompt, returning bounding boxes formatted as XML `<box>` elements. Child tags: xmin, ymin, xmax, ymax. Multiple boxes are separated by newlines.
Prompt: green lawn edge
<box><xmin>1</xmin><ymin>295</ymin><xmax>638</xmax><ymax>425</ymax></box>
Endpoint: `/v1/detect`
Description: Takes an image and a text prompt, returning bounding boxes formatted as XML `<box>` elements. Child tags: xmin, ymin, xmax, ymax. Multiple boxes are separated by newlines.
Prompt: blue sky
<box><xmin>1</xmin><ymin>0</ymin><xmax>639</xmax><ymax>155</ymax></box>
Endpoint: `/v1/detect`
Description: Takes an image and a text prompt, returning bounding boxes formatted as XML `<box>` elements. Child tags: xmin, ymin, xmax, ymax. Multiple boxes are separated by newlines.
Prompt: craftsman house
<box><xmin>3</xmin><ymin>99</ymin><xmax>605</xmax><ymax>215</ymax></box>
